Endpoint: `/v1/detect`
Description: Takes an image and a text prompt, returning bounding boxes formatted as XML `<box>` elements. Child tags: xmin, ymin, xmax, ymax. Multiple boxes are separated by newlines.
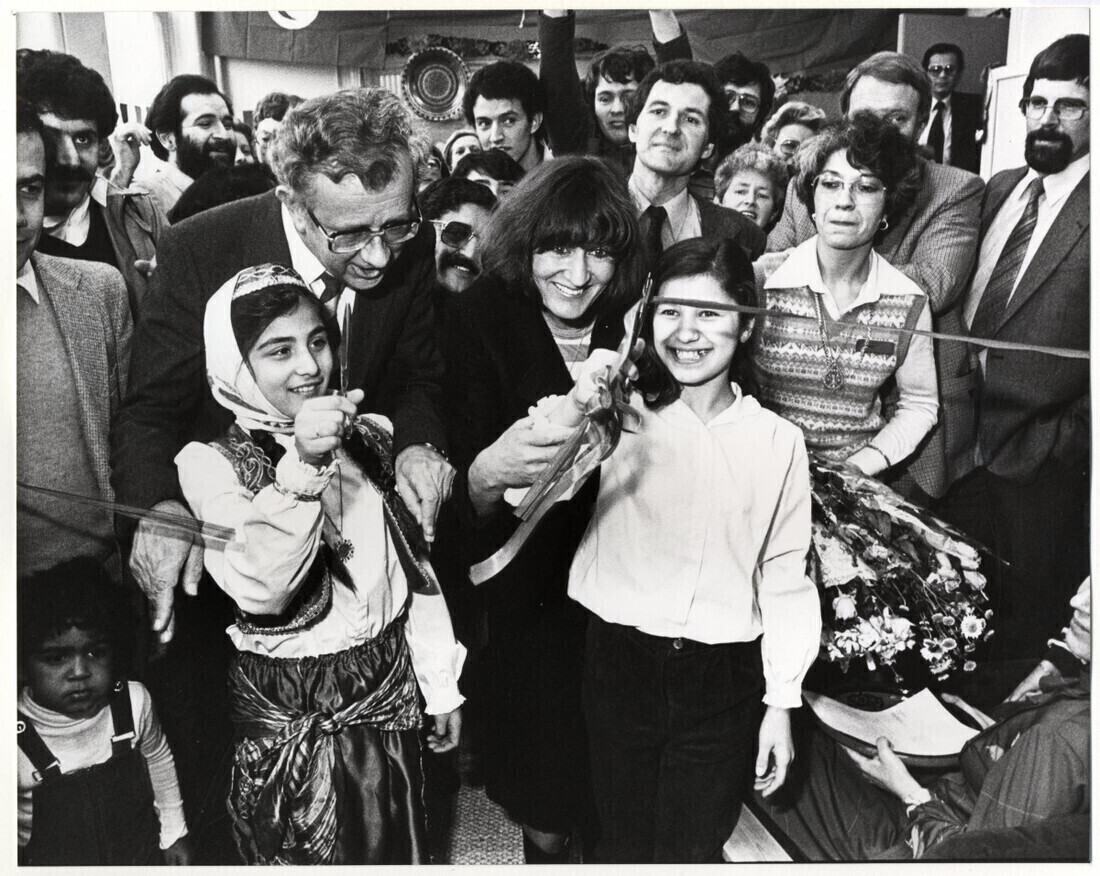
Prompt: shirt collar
<box><xmin>280</xmin><ymin>202</ymin><xmax>329</xmax><ymax>290</ymax></box>
<box><xmin>764</xmin><ymin>237</ymin><xmax>920</xmax><ymax>317</ymax></box>
<box><xmin>1022</xmin><ymin>152</ymin><xmax>1089</xmax><ymax>210</ymax></box>
<box><xmin>43</xmin><ymin>190</ymin><xmax>92</xmax><ymax>240</ymax></box>
<box><xmin>627</xmin><ymin>174</ymin><xmax>693</xmax><ymax>224</ymax></box>
<box><xmin>18</xmin><ymin>258</ymin><xmax>39</xmax><ymax>303</ymax></box>
<box><xmin>660</xmin><ymin>382</ymin><xmax>764</xmax><ymax>428</ymax></box>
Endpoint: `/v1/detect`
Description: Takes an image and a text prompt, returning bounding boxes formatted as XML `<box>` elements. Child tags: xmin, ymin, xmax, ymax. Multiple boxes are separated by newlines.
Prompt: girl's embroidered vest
<box><xmin>750</xmin><ymin>285</ymin><xmax>924</xmax><ymax>460</ymax></box>
<box><xmin>209</xmin><ymin>420</ymin><xmax>435</xmax><ymax>636</ymax></box>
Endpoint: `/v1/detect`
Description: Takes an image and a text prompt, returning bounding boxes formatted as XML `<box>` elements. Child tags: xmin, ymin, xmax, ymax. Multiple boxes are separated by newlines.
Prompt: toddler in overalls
<box><xmin>17</xmin><ymin>558</ymin><xmax>192</xmax><ymax>865</ymax></box>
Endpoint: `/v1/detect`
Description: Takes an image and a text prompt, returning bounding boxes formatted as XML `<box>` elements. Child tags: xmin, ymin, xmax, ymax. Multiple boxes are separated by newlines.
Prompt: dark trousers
<box><xmin>582</xmin><ymin>614</ymin><xmax>763</xmax><ymax>863</ymax></box>
<box><xmin>936</xmin><ymin>459</ymin><xmax>1089</xmax><ymax>661</ymax></box>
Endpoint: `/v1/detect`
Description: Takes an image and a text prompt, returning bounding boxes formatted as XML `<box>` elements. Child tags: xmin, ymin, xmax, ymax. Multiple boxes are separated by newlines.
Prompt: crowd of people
<box><xmin>14</xmin><ymin>8</ymin><xmax>1090</xmax><ymax>866</ymax></box>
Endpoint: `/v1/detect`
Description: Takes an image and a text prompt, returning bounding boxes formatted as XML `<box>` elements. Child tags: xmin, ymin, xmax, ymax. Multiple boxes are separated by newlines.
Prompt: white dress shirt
<box><xmin>567</xmin><ymin>385</ymin><xmax>820</xmax><ymax>707</ymax></box>
<box><xmin>964</xmin><ymin>152</ymin><xmax>1090</xmax><ymax>371</ymax></box>
<box><xmin>175</xmin><ymin>418</ymin><xmax>465</xmax><ymax>715</ymax></box>
<box><xmin>628</xmin><ymin>176</ymin><xmax>702</xmax><ymax>247</ymax></box>
<box><xmin>17</xmin><ymin>259</ymin><xmax>39</xmax><ymax>302</ymax></box>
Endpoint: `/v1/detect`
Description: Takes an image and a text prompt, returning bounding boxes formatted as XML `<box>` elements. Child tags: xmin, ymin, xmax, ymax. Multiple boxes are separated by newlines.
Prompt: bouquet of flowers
<box><xmin>809</xmin><ymin>459</ymin><xmax>993</xmax><ymax>681</ymax></box>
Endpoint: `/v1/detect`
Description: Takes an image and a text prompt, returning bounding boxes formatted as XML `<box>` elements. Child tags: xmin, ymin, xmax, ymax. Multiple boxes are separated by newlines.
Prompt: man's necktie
<box><xmin>970</xmin><ymin>177</ymin><xmax>1045</xmax><ymax>340</ymax></box>
<box><xmin>319</xmin><ymin>272</ymin><xmax>342</xmax><ymax>312</ymax></box>
<box><xmin>928</xmin><ymin>101</ymin><xmax>945</xmax><ymax>164</ymax></box>
<box><xmin>643</xmin><ymin>204</ymin><xmax>668</xmax><ymax>272</ymax></box>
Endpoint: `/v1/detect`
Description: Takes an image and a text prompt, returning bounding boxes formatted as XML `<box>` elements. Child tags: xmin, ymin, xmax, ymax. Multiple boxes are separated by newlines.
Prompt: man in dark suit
<box><xmin>114</xmin><ymin>85</ymin><xmax>452</xmax><ymax>639</ymax></box>
<box><xmin>940</xmin><ymin>34</ymin><xmax>1090</xmax><ymax>663</ymax></box>
<box><xmin>920</xmin><ymin>43</ymin><xmax>983</xmax><ymax>174</ymax></box>
<box><xmin>625</xmin><ymin>60</ymin><xmax>765</xmax><ymax>267</ymax></box>
<box><xmin>767</xmin><ymin>51</ymin><xmax>984</xmax><ymax>502</ymax></box>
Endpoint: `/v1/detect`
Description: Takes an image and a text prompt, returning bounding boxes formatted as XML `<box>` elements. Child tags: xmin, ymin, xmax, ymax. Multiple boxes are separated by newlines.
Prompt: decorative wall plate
<box><xmin>401</xmin><ymin>47</ymin><xmax>469</xmax><ymax>121</ymax></box>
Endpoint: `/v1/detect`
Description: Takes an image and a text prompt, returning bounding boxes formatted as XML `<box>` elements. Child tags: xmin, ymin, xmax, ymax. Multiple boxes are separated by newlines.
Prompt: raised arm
<box><xmin>538</xmin><ymin>10</ymin><xmax>592</xmax><ymax>156</ymax></box>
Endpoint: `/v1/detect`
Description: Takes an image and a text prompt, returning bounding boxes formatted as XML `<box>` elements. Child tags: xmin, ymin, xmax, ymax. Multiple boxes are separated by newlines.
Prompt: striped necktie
<box><xmin>970</xmin><ymin>177</ymin><xmax>1045</xmax><ymax>340</ymax></box>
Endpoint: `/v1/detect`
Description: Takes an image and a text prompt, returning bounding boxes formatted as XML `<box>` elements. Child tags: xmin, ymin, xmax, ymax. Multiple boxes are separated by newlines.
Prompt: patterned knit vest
<box><xmin>750</xmin><ymin>285</ymin><xmax>925</xmax><ymax>460</ymax></box>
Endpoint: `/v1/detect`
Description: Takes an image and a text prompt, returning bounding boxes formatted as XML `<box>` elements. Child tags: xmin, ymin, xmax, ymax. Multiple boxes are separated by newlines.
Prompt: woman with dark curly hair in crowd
<box><xmin>750</xmin><ymin>111</ymin><xmax>936</xmax><ymax>476</ymax></box>
<box><xmin>445</xmin><ymin>155</ymin><xmax>645</xmax><ymax>863</ymax></box>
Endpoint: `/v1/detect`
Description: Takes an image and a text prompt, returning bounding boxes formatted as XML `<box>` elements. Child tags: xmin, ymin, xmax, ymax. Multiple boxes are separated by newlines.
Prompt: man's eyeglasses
<box><xmin>726</xmin><ymin>91</ymin><xmax>761</xmax><ymax>113</ymax></box>
<box><xmin>813</xmin><ymin>172</ymin><xmax>886</xmax><ymax>202</ymax></box>
<box><xmin>926</xmin><ymin>65</ymin><xmax>957</xmax><ymax>76</ymax></box>
<box><xmin>776</xmin><ymin>139</ymin><xmax>803</xmax><ymax>158</ymax></box>
<box><xmin>431</xmin><ymin>220</ymin><xmax>480</xmax><ymax>249</ymax></box>
<box><xmin>1019</xmin><ymin>97</ymin><xmax>1089</xmax><ymax>121</ymax></box>
<box><xmin>307</xmin><ymin>204</ymin><xmax>422</xmax><ymax>254</ymax></box>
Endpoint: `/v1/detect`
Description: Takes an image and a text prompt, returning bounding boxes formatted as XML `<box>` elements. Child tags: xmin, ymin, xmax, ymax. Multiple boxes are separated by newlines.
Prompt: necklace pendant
<box><xmin>823</xmin><ymin>360</ymin><xmax>846</xmax><ymax>390</ymax></box>
<box><xmin>334</xmin><ymin>538</ymin><xmax>355</xmax><ymax>563</ymax></box>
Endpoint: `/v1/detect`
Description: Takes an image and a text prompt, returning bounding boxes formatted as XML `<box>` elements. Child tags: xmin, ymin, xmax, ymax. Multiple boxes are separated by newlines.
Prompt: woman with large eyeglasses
<box><xmin>446</xmin><ymin>156</ymin><xmax>645</xmax><ymax>863</ymax></box>
<box><xmin>749</xmin><ymin>112</ymin><xmax>937</xmax><ymax>477</ymax></box>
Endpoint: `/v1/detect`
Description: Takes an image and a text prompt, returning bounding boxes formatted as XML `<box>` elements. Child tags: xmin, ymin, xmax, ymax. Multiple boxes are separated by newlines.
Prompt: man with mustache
<box><xmin>626</xmin><ymin>60</ymin><xmax>765</xmax><ymax>270</ymax></box>
<box><xmin>141</xmin><ymin>74</ymin><xmax>237</xmax><ymax>216</ymax></box>
<box><xmin>16</xmin><ymin>49</ymin><xmax>165</xmax><ymax>313</ymax></box>
<box><xmin>940</xmin><ymin>34</ymin><xmax>1090</xmax><ymax>665</ymax></box>
<box><xmin>420</xmin><ymin>177</ymin><xmax>497</xmax><ymax>300</ymax></box>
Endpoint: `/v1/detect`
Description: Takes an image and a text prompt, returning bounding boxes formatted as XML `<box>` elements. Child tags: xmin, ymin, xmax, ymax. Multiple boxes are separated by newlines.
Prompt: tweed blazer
<box><xmin>30</xmin><ymin>253</ymin><xmax>133</xmax><ymax>502</ymax></box>
<box><xmin>767</xmin><ymin>159</ymin><xmax>984</xmax><ymax>497</ymax></box>
<box><xmin>111</xmin><ymin>189</ymin><xmax>446</xmax><ymax>512</ymax></box>
<box><xmin>952</xmin><ymin>167</ymin><xmax>1090</xmax><ymax>484</ymax></box>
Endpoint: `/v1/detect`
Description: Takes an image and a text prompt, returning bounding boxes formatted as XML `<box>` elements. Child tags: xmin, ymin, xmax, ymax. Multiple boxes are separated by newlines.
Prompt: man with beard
<box><xmin>16</xmin><ymin>49</ymin><xmax>165</xmax><ymax>313</ymax></box>
<box><xmin>141</xmin><ymin>75</ymin><xmax>236</xmax><ymax>215</ymax></box>
<box><xmin>626</xmin><ymin>60</ymin><xmax>765</xmax><ymax>270</ymax></box>
<box><xmin>939</xmin><ymin>34</ymin><xmax>1090</xmax><ymax>666</ymax></box>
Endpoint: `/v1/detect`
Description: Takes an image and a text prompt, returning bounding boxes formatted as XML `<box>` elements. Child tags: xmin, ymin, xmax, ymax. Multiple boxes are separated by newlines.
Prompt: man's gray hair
<box><xmin>271</xmin><ymin>87</ymin><xmax>428</xmax><ymax>195</ymax></box>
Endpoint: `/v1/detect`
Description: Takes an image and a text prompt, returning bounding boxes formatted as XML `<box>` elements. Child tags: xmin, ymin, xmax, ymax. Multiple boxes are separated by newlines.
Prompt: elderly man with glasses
<box><xmin>111</xmin><ymin>88</ymin><xmax>452</xmax><ymax>860</ymax></box>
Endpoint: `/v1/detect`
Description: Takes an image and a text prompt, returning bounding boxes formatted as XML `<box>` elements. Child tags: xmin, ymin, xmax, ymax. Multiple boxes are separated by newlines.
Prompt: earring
<box><xmin>879</xmin><ymin>217</ymin><xmax>889</xmax><ymax>232</ymax></box>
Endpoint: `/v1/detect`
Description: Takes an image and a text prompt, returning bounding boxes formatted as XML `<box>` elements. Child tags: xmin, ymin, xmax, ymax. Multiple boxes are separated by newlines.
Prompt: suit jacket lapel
<box><xmin>999</xmin><ymin>172</ymin><xmax>1089</xmax><ymax>330</ymax></box>
<box><xmin>35</xmin><ymin>257</ymin><xmax>112</xmax><ymax>498</ymax></box>
<box><xmin>980</xmin><ymin>167</ymin><xmax>1028</xmax><ymax>239</ymax></box>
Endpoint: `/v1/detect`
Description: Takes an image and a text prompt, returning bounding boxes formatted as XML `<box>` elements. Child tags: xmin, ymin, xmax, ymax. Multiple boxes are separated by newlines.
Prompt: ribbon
<box><xmin>16</xmin><ymin>481</ymin><xmax>235</xmax><ymax>543</ymax></box>
<box><xmin>469</xmin><ymin>280</ymin><xmax>654</xmax><ymax>585</ymax></box>
<box><xmin>657</xmin><ymin>298</ymin><xmax>1089</xmax><ymax>360</ymax></box>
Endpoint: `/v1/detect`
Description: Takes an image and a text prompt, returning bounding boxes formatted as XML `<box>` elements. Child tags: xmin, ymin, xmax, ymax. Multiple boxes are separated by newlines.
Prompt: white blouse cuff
<box><xmin>274</xmin><ymin>450</ymin><xmax>336</xmax><ymax>499</ymax></box>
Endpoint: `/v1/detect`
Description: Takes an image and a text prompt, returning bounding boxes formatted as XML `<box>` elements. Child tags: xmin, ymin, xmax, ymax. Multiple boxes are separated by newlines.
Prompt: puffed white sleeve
<box><xmin>175</xmin><ymin>441</ymin><xmax>334</xmax><ymax>616</ymax></box>
<box><xmin>757</xmin><ymin>427</ymin><xmax>821</xmax><ymax>708</ymax></box>
<box><xmin>404</xmin><ymin>569</ymin><xmax>467</xmax><ymax>716</ymax></box>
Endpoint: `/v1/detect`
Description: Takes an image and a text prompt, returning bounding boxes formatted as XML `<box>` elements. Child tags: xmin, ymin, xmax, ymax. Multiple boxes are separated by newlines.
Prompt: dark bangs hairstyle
<box><xmin>584</xmin><ymin>45</ymin><xmax>656</xmax><ymax>106</ymax></box>
<box><xmin>18</xmin><ymin>559</ymin><xmax>128</xmax><ymax>674</ymax></box>
<box><xmin>1024</xmin><ymin>33</ymin><xmax>1089</xmax><ymax>97</ymax></box>
<box><xmin>635</xmin><ymin>238</ymin><xmax>756</xmax><ymax>410</ymax></box>
<box><xmin>231</xmin><ymin>282</ymin><xmax>337</xmax><ymax>363</ymax></box>
<box><xmin>480</xmin><ymin>156</ymin><xmax>645</xmax><ymax>318</ymax></box>
<box><xmin>794</xmin><ymin>112</ymin><xmax>921</xmax><ymax>235</ymax></box>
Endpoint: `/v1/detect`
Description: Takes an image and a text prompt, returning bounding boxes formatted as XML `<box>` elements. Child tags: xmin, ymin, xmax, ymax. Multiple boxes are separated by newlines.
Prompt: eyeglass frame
<box><xmin>925</xmin><ymin>64</ymin><xmax>958</xmax><ymax>76</ymax></box>
<box><xmin>1018</xmin><ymin>96</ymin><xmax>1089</xmax><ymax>121</ymax></box>
<box><xmin>776</xmin><ymin>138</ymin><xmax>803</xmax><ymax>158</ymax></box>
<box><xmin>306</xmin><ymin>203</ymin><xmax>423</xmax><ymax>254</ymax></box>
<box><xmin>812</xmin><ymin>172</ymin><xmax>887</xmax><ymax>202</ymax></box>
<box><xmin>431</xmin><ymin>219</ymin><xmax>482</xmax><ymax>249</ymax></box>
<box><xmin>725</xmin><ymin>90</ymin><xmax>761</xmax><ymax>113</ymax></box>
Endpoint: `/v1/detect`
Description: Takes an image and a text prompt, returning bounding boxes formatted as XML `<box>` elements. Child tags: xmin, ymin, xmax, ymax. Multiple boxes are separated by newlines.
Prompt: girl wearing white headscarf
<box><xmin>175</xmin><ymin>264</ymin><xmax>464</xmax><ymax>865</ymax></box>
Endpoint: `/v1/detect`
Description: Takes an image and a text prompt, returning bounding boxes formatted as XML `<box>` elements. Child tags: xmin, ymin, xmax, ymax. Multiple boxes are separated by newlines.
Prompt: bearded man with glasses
<box><xmin>111</xmin><ymin>88</ymin><xmax>452</xmax><ymax>861</ymax></box>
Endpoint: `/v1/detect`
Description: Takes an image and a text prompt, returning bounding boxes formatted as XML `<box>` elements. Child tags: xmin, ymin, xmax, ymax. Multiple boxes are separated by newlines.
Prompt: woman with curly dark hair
<box><xmin>445</xmin><ymin>155</ymin><xmax>645</xmax><ymax>863</ymax></box>
<box><xmin>750</xmin><ymin>111</ymin><xmax>936</xmax><ymax>476</ymax></box>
